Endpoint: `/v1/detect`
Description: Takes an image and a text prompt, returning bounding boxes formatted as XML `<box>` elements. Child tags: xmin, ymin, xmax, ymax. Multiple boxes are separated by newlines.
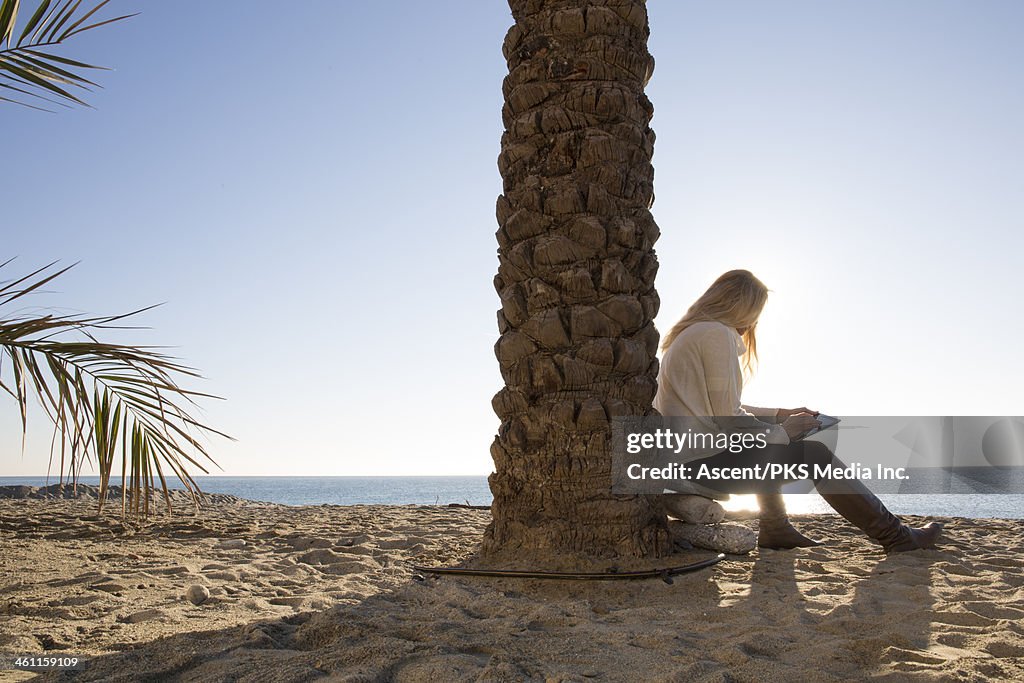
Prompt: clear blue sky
<box><xmin>3</xmin><ymin>1</ymin><xmax>1022</xmax><ymax>476</ymax></box>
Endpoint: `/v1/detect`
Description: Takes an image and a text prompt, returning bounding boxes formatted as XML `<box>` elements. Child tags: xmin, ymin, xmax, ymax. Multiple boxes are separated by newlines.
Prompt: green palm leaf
<box><xmin>0</xmin><ymin>0</ymin><xmax>135</xmax><ymax>110</ymax></box>
<box><xmin>0</xmin><ymin>261</ymin><xmax>229</xmax><ymax>517</ymax></box>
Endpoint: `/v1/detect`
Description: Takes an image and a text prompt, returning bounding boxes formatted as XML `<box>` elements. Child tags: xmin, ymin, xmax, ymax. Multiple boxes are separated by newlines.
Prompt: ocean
<box><xmin>0</xmin><ymin>475</ymin><xmax>1021</xmax><ymax>519</ymax></box>
<box><xmin>0</xmin><ymin>476</ymin><xmax>495</xmax><ymax>507</ymax></box>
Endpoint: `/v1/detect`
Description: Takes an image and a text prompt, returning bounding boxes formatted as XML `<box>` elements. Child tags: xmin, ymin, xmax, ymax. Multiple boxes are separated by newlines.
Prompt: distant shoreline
<box><xmin>3</xmin><ymin>475</ymin><xmax>1024</xmax><ymax>520</ymax></box>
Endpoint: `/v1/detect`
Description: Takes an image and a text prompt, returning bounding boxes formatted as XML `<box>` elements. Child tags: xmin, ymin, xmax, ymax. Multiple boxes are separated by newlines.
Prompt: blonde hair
<box><xmin>660</xmin><ymin>270</ymin><xmax>769</xmax><ymax>376</ymax></box>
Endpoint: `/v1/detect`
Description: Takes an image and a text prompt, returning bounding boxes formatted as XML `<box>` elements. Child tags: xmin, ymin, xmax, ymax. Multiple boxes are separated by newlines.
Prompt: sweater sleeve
<box><xmin>699</xmin><ymin>326</ymin><xmax>789</xmax><ymax>445</ymax></box>
<box><xmin>743</xmin><ymin>405</ymin><xmax>780</xmax><ymax>420</ymax></box>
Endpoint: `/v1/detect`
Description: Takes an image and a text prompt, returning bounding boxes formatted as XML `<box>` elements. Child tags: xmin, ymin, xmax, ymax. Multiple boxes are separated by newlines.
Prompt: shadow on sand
<box><xmin>31</xmin><ymin>514</ymin><xmax>1001</xmax><ymax>682</ymax></box>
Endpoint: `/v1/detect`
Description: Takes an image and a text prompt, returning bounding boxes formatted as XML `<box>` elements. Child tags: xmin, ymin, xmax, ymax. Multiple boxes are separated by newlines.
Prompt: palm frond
<box><xmin>0</xmin><ymin>0</ymin><xmax>136</xmax><ymax>110</ymax></box>
<box><xmin>0</xmin><ymin>260</ymin><xmax>229</xmax><ymax>516</ymax></box>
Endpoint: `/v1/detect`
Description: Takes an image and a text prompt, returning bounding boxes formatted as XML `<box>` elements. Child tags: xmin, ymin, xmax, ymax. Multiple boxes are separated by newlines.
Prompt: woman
<box><xmin>655</xmin><ymin>270</ymin><xmax>943</xmax><ymax>552</ymax></box>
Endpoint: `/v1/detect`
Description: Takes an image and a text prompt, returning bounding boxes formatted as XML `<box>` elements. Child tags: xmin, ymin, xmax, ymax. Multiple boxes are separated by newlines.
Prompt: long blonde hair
<box><xmin>661</xmin><ymin>270</ymin><xmax>769</xmax><ymax>376</ymax></box>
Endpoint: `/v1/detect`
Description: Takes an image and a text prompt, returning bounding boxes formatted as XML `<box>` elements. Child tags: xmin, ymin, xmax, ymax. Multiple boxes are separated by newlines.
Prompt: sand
<box><xmin>0</xmin><ymin>490</ymin><xmax>1022</xmax><ymax>682</ymax></box>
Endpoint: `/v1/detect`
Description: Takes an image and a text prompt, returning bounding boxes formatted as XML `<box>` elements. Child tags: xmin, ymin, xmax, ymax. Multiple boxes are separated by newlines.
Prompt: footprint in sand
<box><xmin>960</xmin><ymin>601</ymin><xmax>1024</xmax><ymax>621</ymax></box>
<box><xmin>935</xmin><ymin>561</ymin><xmax>980</xmax><ymax>577</ymax></box>
<box><xmin>89</xmin><ymin>580</ymin><xmax>130</xmax><ymax>594</ymax></box>
<box><xmin>200</xmin><ymin>563</ymin><xmax>233</xmax><ymax>571</ymax></box>
<box><xmin>318</xmin><ymin>559</ymin><xmax>379</xmax><ymax>576</ymax></box>
<box><xmin>269</xmin><ymin>596</ymin><xmax>309</xmax><ymax>609</ymax></box>
<box><xmin>376</xmin><ymin>536</ymin><xmax>431</xmax><ymax>550</ymax></box>
<box><xmin>390</xmin><ymin>653</ymin><xmax>491</xmax><ymax>682</ymax></box>
<box><xmin>976</xmin><ymin>556</ymin><xmax>1023</xmax><ymax>569</ymax></box>
<box><xmin>930</xmin><ymin>610</ymin><xmax>997</xmax><ymax>627</ymax></box>
<box><xmin>985</xmin><ymin>639</ymin><xmax>1024</xmax><ymax>659</ymax></box>
<box><xmin>146</xmin><ymin>565</ymin><xmax>192</xmax><ymax>576</ymax></box>
<box><xmin>934</xmin><ymin>632</ymin><xmax>971</xmax><ymax>648</ymax></box>
<box><xmin>296</xmin><ymin>548</ymin><xmax>380</xmax><ymax>576</ymax></box>
<box><xmin>51</xmin><ymin>594</ymin><xmax>104</xmax><ymax>607</ymax></box>
<box><xmin>117</xmin><ymin>608</ymin><xmax>170</xmax><ymax>624</ymax></box>
<box><xmin>282</xmin><ymin>535</ymin><xmax>335</xmax><ymax>551</ymax></box>
<box><xmin>277</xmin><ymin>565</ymin><xmax>313</xmax><ymax>578</ymax></box>
<box><xmin>332</xmin><ymin>544</ymin><xmax>377</xmax><ymax>557</ymax></box>
<box><xmin>880</xmin><ymin>646</ymin><xmax>948</xmax><ymax>666</ymax></box>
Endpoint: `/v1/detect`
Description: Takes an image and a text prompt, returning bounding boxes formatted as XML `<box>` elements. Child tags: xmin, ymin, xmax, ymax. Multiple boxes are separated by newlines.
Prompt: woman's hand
<box><xmin>778</xmin><ymin>407</ymin><xmax>819</xmax><ymax>420</ymax></box>
<box><xmin>782</xmin><ymin>412</ymin><xmax>821</xmax><ymax>439</ymax></box>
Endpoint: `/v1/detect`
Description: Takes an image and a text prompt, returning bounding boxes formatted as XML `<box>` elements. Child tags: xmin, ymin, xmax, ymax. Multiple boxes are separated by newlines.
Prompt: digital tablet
<box><xmin>796</xmin><ymin>413</ymin><xmax>841</xmax><ymax>440</ymax></box>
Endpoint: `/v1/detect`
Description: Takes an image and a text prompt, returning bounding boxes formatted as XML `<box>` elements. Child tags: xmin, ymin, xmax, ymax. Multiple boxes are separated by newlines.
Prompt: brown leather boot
<box><xmin>757</xmin><ymin>492</ymin><xmax>822</xmax><ymax>549</ymax></box>
<box><xmin>818</xmin><ymin>477</ymin><xmax>943</xmax><ymax>552</ymax></box>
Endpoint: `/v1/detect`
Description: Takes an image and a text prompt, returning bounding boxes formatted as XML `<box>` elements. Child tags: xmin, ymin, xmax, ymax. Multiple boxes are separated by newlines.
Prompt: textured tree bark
<box><xmin>482</xmin><ymin>0</ymin><xmax>667</xmax><ymax>562</ymax></box>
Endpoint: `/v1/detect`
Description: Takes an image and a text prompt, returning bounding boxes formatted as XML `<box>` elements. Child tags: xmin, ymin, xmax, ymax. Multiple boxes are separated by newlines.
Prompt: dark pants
<box><xmin>688</xmin><ymin>440</ymin><xmax>837</xmax><ymax>495</ymax></box>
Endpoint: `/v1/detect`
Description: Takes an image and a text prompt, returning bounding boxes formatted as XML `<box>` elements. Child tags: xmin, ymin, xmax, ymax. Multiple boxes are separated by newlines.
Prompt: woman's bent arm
<box><xmin>698</xmin><ymin>324</ymin><xmax>789</xmax><ymax>444</ymax></box>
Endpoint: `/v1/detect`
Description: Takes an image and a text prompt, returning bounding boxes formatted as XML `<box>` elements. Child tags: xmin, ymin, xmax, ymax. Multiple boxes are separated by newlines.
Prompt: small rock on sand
<box><xmin>118</xmin><ymin>608</ymin><xmax>167</xmax><ymax>624</ymax></box>
<box><xmin>186</xmin><ymin>585</ymin><xmax>210</xmax><ymax>605</ymax></box>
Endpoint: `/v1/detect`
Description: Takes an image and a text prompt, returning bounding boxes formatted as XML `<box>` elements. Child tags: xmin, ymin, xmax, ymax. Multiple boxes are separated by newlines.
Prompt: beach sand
<box><xmin>1</xmin><ymin>492</ymin><xmax>1021</xmax><ymax>682</ymax></box>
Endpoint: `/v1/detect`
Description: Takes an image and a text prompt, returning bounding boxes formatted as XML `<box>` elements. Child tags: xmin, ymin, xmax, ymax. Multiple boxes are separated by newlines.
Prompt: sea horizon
<box><xmin>3</xmin><ymin>474</ymin><xmax>1022</xmax><ymax>519</ymax></box>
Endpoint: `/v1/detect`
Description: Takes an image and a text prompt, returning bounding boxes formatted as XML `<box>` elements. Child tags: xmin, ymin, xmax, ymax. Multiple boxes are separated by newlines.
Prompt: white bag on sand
<box><xmin>668</xmin><ymin>520</ymin><xmax>757</xmax><ymax>555</ymax></box>
<box><xmin>662</xmin><ymin>494</ymin><xmax>726</xmax><ymax>524</ymax></box>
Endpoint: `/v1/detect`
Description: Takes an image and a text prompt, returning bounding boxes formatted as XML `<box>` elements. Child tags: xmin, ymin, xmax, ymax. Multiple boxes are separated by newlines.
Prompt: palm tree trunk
<box><xmin>483</xmin><ymin>0</ymin><xmax>667</xmax><ymax>562</ymax></box>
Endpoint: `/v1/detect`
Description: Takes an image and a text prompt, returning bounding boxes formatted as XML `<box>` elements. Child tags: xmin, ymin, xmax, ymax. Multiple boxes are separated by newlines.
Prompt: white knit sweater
<box><xmin>654</xmin><ymin>320</ymin><xmax>790</xmax><ymax>453</ymax></box>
